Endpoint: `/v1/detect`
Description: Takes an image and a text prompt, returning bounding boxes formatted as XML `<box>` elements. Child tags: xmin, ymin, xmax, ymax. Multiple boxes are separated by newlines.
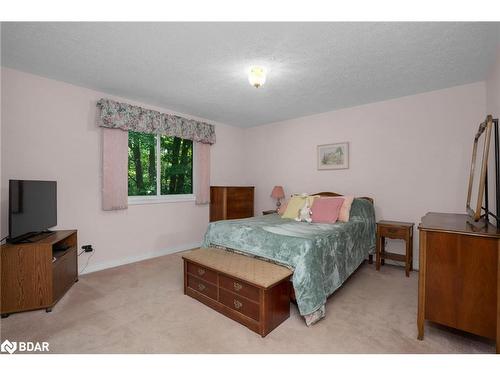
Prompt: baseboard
<box><xmin>80</xmin><ymin>242</ymin><xmax>202</xmax><ymax>275</ymax></box>
<box><xmin>79</xmin><ymin>243</ymin><xmax>419</xmax><ymax>275</ymax></box>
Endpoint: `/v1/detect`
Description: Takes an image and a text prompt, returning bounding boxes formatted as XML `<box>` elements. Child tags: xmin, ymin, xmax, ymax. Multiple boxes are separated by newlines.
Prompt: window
<box><xmin>128</xmin><ymin>131</ymin><xmax>193</xmax><ymax>202</ymax></box>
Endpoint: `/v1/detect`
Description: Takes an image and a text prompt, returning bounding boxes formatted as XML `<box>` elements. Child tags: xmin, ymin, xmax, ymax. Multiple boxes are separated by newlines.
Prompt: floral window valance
<box><xmin>97</xmin><ymin>99</ymin><xmax>216</xmax><ymax>144</ymax></box>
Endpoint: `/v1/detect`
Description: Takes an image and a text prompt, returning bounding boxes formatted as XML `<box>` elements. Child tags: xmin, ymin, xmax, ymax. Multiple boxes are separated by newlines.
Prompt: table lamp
<box><xmin>271</xmin><ymin>186</ymin><xmax>285</xmax><ymax>212</ymax></box>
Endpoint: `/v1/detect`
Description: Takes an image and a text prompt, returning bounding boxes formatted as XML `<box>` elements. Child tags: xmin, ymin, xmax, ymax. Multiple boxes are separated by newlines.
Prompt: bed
<box><xmin>201</xmin><ymin>192</ymin><xmax>376</xmax><ymax>325</ymax></box>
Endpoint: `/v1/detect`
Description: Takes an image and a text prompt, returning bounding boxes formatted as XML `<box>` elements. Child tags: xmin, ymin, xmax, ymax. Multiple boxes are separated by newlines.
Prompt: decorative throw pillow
<box><xmin>281</xmin><ymin>195</ymin><xmax>307</xmax><ymax>219</ymax></box>
<box><xmin>338</xmin><ymin>195</ymin><xmax>354</xmax><ymax>222</ymax></box>
<box><xmin>306</xmin><ymin>195</ymin><xmax>321</xmax><ymax>206</ymax></box>
<box><xmin>311</xmin><ymin>197</ymin><xmax>344</xmax><ymax>223</ymax></box>
<box><xmin>294</xmin><ymin>194</ymin><xmax>320</xmax><ymax>206</ymax></box>
<box><xmin>282</xmin><ymin>194</ymin><xmax>321</xmax><ymax>219</ymax></box>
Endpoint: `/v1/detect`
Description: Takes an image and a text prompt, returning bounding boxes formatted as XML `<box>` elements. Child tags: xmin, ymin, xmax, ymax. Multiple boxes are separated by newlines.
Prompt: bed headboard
<box><xmin>312</xmin><ymin>192</ymin><xmax>374</xmax><ymax>205</ymax></box>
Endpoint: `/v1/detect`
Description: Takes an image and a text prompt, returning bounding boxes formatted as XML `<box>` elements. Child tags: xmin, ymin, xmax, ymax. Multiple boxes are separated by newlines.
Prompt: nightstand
<box><xmin>376</xmin><ymin>220</ymin><xmax>414</xmax><ymax>277</ymax></box>
<box><xmin>262</xmin><ymin>210</ymin><xmax>277</xmax><ymax>215</ymax></box>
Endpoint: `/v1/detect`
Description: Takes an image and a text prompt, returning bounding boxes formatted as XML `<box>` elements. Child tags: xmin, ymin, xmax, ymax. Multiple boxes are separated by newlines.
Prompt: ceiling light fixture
<box><xmin>248</xmin><ymin>66</ymin><xmax>266</xmax><ymax>88</ymax></box>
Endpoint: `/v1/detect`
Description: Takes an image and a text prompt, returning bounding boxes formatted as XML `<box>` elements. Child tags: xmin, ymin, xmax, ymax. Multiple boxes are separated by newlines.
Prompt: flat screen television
<box><xmin>8</xmin><ymin>180</ymin><xmax>57</xmax><ymax>243</ymax></box>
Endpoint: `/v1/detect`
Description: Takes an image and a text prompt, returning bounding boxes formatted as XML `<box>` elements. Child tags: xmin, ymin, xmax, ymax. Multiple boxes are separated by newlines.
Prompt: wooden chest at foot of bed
<box><xmin>182</xmin><ymin>247</ymin><xmax>293</xmax><ymax>337</ymax></box>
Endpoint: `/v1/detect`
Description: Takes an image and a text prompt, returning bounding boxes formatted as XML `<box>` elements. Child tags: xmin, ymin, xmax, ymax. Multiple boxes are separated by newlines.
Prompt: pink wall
<box><xmin>486</xmin><ymin>49</ymin><xmax>500</xmax><ymax>118</ymax></box>
<box><xmin>0</xmin><ymin>68</ymin><xmax>245</xmax><ymax>273</ymax></box>
<box><xmin>1</xmin><ymin>67</ymin><xmax>491</xmax><ymax>273</ymax></box>
<box><xmin>242</xmin><ymin>83</ymin><xmax>486</xmax><ymax>268</ymax></box>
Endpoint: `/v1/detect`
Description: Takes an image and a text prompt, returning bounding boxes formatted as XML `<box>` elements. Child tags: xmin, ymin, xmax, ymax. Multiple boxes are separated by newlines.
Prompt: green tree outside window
<box><xmin>128</xmin><ymin>131</ymin><xmax>193</xmax><ymax>197</ymax></box>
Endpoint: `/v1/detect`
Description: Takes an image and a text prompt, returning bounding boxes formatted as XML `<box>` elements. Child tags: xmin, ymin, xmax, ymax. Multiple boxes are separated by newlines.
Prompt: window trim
<box><xmin>127</xmin><ymin>133</ymin><xmax>196</xmax><ymax>205</ymax></box>
<box><xmin>128</xmin><ymin>194</ymin><xmax>196</xmax><ymax>205</ymax></box>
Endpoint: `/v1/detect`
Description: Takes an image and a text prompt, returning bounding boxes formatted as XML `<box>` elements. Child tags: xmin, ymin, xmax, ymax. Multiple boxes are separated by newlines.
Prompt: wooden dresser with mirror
<box><xmin>417</xmin><ymin>213</ymin><xmax>500</xmax><ymax>353</ymax></box>
<box><xmin>418</xmin><ymin>115</ymin><xmax>500</xmax><ymax>353</ymax></box>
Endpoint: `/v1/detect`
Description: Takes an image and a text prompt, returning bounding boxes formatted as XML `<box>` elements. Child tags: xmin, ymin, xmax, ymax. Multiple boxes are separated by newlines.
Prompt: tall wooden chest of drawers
<box><xmin>209</xmin><ymin>186</ymin><xmax>254</xmax><ymax>222</ymax></box>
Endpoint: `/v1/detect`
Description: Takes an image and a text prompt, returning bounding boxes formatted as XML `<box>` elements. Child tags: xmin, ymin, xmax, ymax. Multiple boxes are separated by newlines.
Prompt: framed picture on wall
<box><xmin>317</xmin><ymin>142</ymin><xmax>349</xmax><ymax>170</ymax></box>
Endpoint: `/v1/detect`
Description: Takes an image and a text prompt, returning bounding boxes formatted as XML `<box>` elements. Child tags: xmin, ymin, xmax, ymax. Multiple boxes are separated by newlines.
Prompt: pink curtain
<box><xmin>195</xmin><ymin>142</ymin><xmax>211</xmax><ymax>205</ymax></box>
<box><xmin>102</xmin><ymin>128</ymin><xmax>128</xmax><ymax>210</ymax></box>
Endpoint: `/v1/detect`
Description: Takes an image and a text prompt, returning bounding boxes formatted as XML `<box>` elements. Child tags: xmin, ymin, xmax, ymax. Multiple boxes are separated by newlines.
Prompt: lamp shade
<box><xmin>271</xmin><ymin>186</ymin><xmax>285</xmax><ymax>199</ymax></box>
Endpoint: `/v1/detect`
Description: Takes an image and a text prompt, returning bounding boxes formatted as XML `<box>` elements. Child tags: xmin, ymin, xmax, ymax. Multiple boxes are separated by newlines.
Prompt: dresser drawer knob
<box><xmin>233</xmin><ymin>282</ymin><xmax>242</xmax><ymax>291</ymax></box>
<box><xmin>233</xmin><ymin>299</ymin><xmax>243</xmax><ymax>309</ymax></box>
<box><xmin>198</xmin><ymin>283</ymin><xmax>206</xmax><ymax>292</ymax></box>
<box><xmin>197</xmin><ymin>268</ymin><xmax>206</xmax><ymax>276</ymax></box>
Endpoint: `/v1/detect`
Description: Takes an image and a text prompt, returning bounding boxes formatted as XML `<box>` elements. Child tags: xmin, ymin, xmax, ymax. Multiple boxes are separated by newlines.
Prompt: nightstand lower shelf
<box><xmin>381</xmin><ymin>251</ymin><xmax>407</xmax><ymax>262</ymax></box>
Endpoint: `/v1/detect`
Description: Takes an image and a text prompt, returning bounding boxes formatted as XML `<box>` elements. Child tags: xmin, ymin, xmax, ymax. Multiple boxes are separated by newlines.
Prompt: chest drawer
<box><xmin>187</xmin><ymin>274</ymin><xmax>217</xmax><ymax>300</ymax></box>
<box><xmin>378</xmin><ymin>225</ymin><xmax>408</xmax><ymax>239</ymax></box>
<box><xmin>226</xmin><ymin>188</ymin><xmax>254</xmax><ymax>219</ymax></box>
<box><xmin>219</xmin><ymin>274</ymin><xmax>260</xmax><ymax>302</ymax></box>
<box><xmin>187</xmin><ymin>262</ymin><xmax>217</xmax><ymax>284</ymax></box>
<box><xmin>219</xmin><ymin>288</ymin><xmax>260</xmax><ymax>321</ymax></box>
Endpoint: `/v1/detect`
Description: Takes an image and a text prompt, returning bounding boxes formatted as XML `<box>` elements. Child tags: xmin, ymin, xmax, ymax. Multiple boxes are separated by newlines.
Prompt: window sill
<box><xmin>128</xmin><ymin>195</ymin><xmax>196</xmax><ymax>205</ymax></box>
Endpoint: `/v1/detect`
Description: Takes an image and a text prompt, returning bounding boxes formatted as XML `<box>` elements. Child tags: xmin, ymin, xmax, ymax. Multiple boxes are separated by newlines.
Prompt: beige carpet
<box><xmin>0</xmin><ymin>251</ymin><xmax>495</xmax><ymax>353</ymax></box>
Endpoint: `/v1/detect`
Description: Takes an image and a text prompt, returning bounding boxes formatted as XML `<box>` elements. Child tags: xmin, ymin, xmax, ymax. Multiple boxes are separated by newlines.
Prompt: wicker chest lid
<box><xmin>182</xmin><ymin>247</ymin><xmax>293</xmax><ymax>288</ymax></box>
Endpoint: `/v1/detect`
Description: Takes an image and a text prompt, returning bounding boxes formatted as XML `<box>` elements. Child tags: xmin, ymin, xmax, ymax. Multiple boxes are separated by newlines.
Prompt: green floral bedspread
<box><xmin>202</xmin><ymin>198</ymin><xmax>376</xmax><ymax>316</ymax></box>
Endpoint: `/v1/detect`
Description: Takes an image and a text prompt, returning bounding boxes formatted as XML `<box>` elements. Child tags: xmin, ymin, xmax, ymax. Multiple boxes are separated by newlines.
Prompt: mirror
<box><xmin>466</xmin><ymin>115</ymin><xmax>493</xmax><ymax>221</ymax></box>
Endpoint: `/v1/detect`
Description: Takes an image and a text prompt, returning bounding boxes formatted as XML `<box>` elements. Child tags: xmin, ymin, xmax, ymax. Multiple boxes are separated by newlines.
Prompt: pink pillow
<box><xmin>277</xmin><ymin>199</ymin><xmax>289</xmax><ymax>215</ymax></box>
<box><xmin>338</xmin><ymin>195</ymin><xmax>354</xmax><ymax>222</ymax></box>
<box><xmin>311</xmin><ymin>197</ymin><xmax>344</xmax><ymax>223</ymax></box>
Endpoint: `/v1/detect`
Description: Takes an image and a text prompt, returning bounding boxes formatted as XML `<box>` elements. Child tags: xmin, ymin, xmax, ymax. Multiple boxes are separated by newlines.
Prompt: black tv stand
<box><xmin>8</xmin><ymin>230</ymin><xmax>55</xmax><ymax>244</ymax></box>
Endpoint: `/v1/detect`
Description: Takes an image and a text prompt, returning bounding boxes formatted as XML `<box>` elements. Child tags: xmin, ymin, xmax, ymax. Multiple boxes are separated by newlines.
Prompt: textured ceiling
<box><xmin>1</xmin><ymin>22</ymin><xmax>499</xmax><ymax>127</ymax></box>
